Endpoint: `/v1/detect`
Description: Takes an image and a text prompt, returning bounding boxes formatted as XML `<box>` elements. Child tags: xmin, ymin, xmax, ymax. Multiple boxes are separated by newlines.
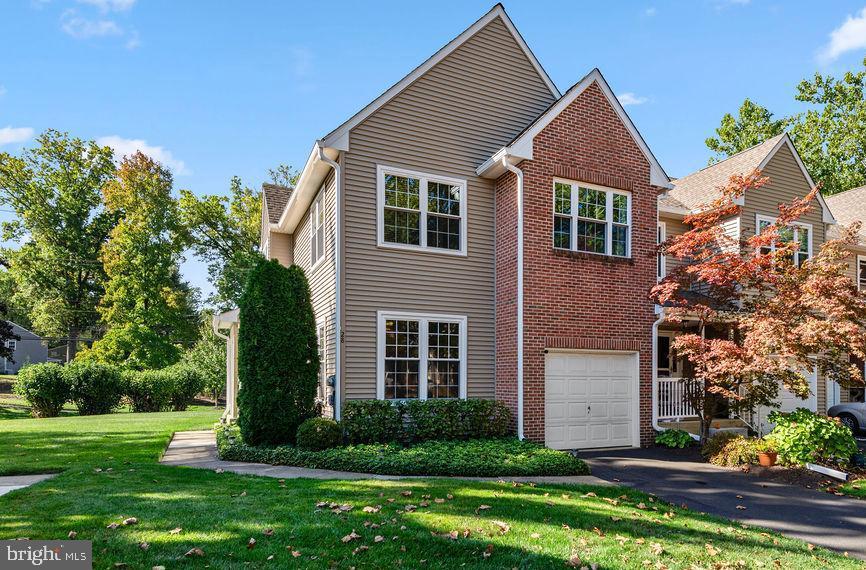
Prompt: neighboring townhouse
<box><xmin>825</xmin><ymin>185</ymin><xmax>866</xmax><ymax>406</ymax></box>
<box><xmin>1</xmin><ymin>322</ymin><xmax>48</xmax><ymax>374</ymax></box>
<box><xmin>657</xmin><ymin>134</ymin><xmax>838</xmax><ymax>435</ymax></box>
<box><xmin>246</xmin><ymin>3</ymin><xmax>670</xmax><ymax>449</ymax></box>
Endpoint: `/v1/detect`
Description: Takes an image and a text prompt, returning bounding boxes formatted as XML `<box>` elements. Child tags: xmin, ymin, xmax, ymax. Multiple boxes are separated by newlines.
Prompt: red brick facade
<box><xmin>495</xmin><ymin>82</ymin><xmax>660</xmax><ymax>446</ymax></box>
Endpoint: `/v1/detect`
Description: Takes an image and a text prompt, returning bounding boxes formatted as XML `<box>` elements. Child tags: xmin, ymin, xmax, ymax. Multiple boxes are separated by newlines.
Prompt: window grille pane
<box><xmin>427</xmin><ymin>181</ymin><xmax>461</xmax><ymax>216</ymax></box>
<box><xmin>384</xmin><ymin>209</ymin><xmax>421</xmax><ymax>245</ymax></box>
<box><xmin>385</xmin><ymin>174</ymin><xmax>420</xmax><ymax>209</ymax></box>
<box><xmin>612</xmin><ymin>224</ymin><xmax>628</xmax><ymax>257</ymax></box>
<box><xmin>553</xmin><ymin>215</ymin><xmax>571</xmax><ymax>249</ymax></box>
<box><xmin>427</xmin><ymin>215</ymin><xmax>460</xmax><ymax>250</ymax></box>
<box><xmin>384</xmin><ymin>319</ymin><xmax>420</xmax><ymax>399</ymax></box>
<box><xmin>427</xmin><ymin>321</ymin><xmax>460</xmax><ymax>399</ymax></box>
<box><xmin>578</xmin><ymin>187</ymin><xmax>606</xmax><ymax>220</ymax></box>
<box><xmin>576</xmin><ymin>220</ymin><xmax>606</xmax><ymax>253</ymax></box>
<box><xmin>554</xmin><ymin>182</ymin><xmax>571</xmax><ymax>214</ymax></box>
<box><xmin>613</xmin><ymin>194</ymin><xmax>628</xmax><ymax>224</ymax></box>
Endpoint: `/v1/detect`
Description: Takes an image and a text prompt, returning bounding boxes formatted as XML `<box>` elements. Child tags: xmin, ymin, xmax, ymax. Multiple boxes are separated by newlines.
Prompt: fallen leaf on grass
<box><xmin>530</xmin><ymin>533</ymin><xmax>541</xmax><ymax>539</ymax></box>
<box><xmin>401</xmin><ymin>491</ymin><xmax>412</xmax><ymax>497</ymax></box>
<box><xmin>736</xmin><ymin>505</ymin><xmax>747</xmax><ymax>510</ymax></box>
<box><xmin>267</xmin><ymin>555</ymin><xmax>274</xmax><ymax>561</ymax></box>
<box><xmin>184</xmin><ymin>548</ymin><xmax>204</xmax><ymax>557</ymax></box>
<box><xmin>342</xmin><ymin>531</ymin><xmax>361</xmax><ymax>543</ymax></box>
<box><xmin>374</xmin><ymin>535</ymin><xmax>385</xmax><ymax>543</ymax></box>
<box><xmin>262</xmin><ymin>528</ymin><xmax>274</xmax><ymax>536</ymax></box>
<box><xmin>152</xmin><ymin>566</ymin><xmax>166</xmax><ymax>570</ymax></box>
<box><xmin>353</xmin><ymin>545</ymin><xmax>369</xmax><ymax>555</ymax></box>
<box><xmin>566</xmin><ymin>553</ymin><xmax>582</xmax><ymax>567</ymax></box>
<box><xmin>610</xmin><ymin>516</ymin><xmax>622</xmax><ymax>522</ymax></box>
<box><xmin>446</xmin><ymin>494</ymin><xmax>454</xmax><ymax>500</ymax></box>
<box><xmin>434</xmin><ymin>498</ymin><xmax>445</xmax><ymax>504</ymax></box>
<box><xmin>705</xmin><ymin>543</ymin><xmax>719</xmax><ymax>556</ymax></box>
<box><xmin>592</xmin><ymin>527</ymin><xmax>605</xmax><ymax>537</ymax></box>
<box><xmin>492</xmin><ymin>521</ymin><xmax>510</xmax><ymax>534</ymax></box>
<box><xmin>362</xmin><ymin>506</ymin><xmax>381</xmax><ymax>513</ymax></box>
<box><xmin>482</xmin><ymin>544</ymin><xmax>494</xmax><ymax>559</ymax></box>
<box><xmin>215</xmin><ymin>469</ymin><xmax>224</xmax><ymax>474</ymax></box>
<box><xmin>475</xmin><ymin>505</ymin><xmax>492</xmax><ymax>514</ymax></box>
<box><xmin>67</xmin><ymin>531</ymin><xmax>77</xmax><ymax>539</ymax></box>
<box><xmin>106</xmin><ymin>523</ymin><xmax>119</xmax><ymax>530</ymax></box>
<box><xmin>291</xmin><ymin>550</ymin><xmax>301</xmax><ymax>557</ymax></box>
<box><xmin>113</xmin><ymin>563</ymin><xmax>127</xmax><ymax>568</ymax></box>
<box><xmin>637</xmin><ymin>502</ymin><xmax>648</xmax><ymax>510</ymax></box>
<box><xmin>650</xmin><ymin>543</ymin><xmax>664</xmax><ymax>556</ymax></box>
<box><xmin>580</xmin><ymin>492</ymin><xmax>597</xmax><ymax>498</ymax></box>
<box><xmin>138</xmin><ymin>542</ymin><xmax>149</xmax><ymax>551</ymax></box>
<box><xmin>168</xmin><ymin>527</ymin><xmax>182</xmax><ymax>535</ymax></box>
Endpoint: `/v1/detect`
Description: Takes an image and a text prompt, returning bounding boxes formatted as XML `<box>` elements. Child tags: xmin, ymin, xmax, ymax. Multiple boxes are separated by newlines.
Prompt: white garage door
<box><xmin>545</xmin><ymin>351</ymin><xmax>638</xmax><ymax>450</ymax></box>
<box><xmin>755</xmin><ymin>368</ymin><xmax>818</xmax><ymax>436</ymax></box>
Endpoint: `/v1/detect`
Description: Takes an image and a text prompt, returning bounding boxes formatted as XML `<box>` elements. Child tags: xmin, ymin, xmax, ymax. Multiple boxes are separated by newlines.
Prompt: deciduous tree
<box><xmin>705</xmin><ymin>99</ymin><xmax>791</xmax><ymax>163</ymax></box>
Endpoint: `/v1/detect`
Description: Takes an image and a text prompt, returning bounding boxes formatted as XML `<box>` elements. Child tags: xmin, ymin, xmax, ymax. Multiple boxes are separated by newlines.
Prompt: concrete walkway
<box><xmin>582</xmin><ymin>447</ymin><xmax>866</xmax><ymax>560</ymax></box>
<box><xmin>160</xmin><ymin>430</ymin><xmax>609</xmax><ymax>485</ymax></box>
<box><xmin>0</xmin><ymin>473</ymin><xmax>56</xmax><ymax>497</ymax></box>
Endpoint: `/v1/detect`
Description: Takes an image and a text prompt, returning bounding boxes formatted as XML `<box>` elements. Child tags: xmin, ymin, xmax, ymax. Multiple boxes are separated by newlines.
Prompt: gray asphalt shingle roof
<box><xmin>262</xmin><ymin>183</ymin><xmax>293</xmax><ymax>225</ymax></box>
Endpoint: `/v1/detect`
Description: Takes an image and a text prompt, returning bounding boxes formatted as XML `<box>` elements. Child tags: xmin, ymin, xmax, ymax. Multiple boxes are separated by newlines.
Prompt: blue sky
<box><xmin>3</xmin><ymin>0</ymin><xmax>866</xmax><ymax>301</ymax></box>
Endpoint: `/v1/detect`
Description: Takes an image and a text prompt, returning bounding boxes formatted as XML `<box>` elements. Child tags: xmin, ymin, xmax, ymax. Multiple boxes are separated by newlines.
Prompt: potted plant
<box><xmin>756</xmin><ymin>439</ymin><xmax>778</xmax><ymax>467</ymax></box>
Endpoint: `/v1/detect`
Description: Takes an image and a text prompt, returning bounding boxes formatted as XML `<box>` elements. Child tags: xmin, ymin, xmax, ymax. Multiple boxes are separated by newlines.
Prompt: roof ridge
<box><xmin>678</xmin><ymin>133</ymin><xmax>785</xmax><ymax>180</ymax></box>
<box><xmin>825</xmin><ymin>185</ymin><xmax>866</xmax><ymax>201</ymax></box>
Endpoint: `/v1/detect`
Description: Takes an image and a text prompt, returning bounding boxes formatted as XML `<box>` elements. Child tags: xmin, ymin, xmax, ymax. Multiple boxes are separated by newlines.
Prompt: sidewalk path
<box><xmin>0</xmin><ymin>473</ymin><xmax>56</xmax><ymax>497</ymax></box>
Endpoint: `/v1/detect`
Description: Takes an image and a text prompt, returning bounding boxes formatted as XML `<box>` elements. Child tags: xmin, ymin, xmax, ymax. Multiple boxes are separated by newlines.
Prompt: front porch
<box><xmin>656</xmin><ymin>376</ymin><xmax>752</xmax><ymax>436</ymax></box>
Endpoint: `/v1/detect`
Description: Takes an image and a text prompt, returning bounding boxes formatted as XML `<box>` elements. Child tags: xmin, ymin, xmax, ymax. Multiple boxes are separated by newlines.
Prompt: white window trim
<box><xmin>858</xmin><ymin>255</ymin><xmax>866</xmax><ymax>291</ymax></box>
<box><xmin>376</xmin><ymin>310</ymin><xmax>468</xmax><ymax>401</ymax></box>
<box><xmin>755</xmin><ymin>214</ymin><xmax>813</xmax><ymax>262</ymax></box>
<box><xmin>657</xmin><ymin>221</ymin><xmax>666</xmax><ymax>280</ymax></box>
<box><xmin>552</xmin><ymin>178</ymin><xmax>632</xmax><ymax>258</ymax></box>
<box><xmin>376</xmin><ymin>165</ymin><xmax>468</xmax><ymax>256</ymax></box>
<box><xmin>309</xmin><ymin>188</ymin><xmax>326</xmax><ymax>270</ymax></box>
<box><xmin>316</xmin><ymin>318</ymin><xmax>327</xmax><ymax>400</ymax></box>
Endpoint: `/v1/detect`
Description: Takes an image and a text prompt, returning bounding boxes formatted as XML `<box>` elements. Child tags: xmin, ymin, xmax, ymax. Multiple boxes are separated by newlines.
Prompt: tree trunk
<box><xmin>66</xmin><ymin>327</ymin><xmax>79</xmax><ymax>363</ymax></box>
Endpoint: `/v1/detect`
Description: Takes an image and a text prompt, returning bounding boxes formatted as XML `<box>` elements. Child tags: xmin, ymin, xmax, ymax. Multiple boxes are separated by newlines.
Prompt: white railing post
<box><xmin>657</xmin><ymin>378</ymin><xmax>700</xmax><ymax>421</ymax></box>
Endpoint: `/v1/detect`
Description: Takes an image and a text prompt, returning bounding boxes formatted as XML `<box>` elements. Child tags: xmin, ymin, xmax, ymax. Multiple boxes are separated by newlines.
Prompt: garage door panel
<box><xmin>545</xmin><ymin>352</ymin><xmax>637</xmax><ymax>450</ymax></box>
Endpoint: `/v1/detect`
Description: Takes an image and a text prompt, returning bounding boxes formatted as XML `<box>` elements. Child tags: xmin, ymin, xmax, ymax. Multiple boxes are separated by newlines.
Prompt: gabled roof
<box><xmin>321</xmin><ymin>3</ymin><xmax>560</xmax><ymax>151</ymax></box>
<box><xmin>826</xmin><ymin>185</ymin><xmax>866</xmax><ymax>240</ymax></box>
<box><xmin>475</xmin><ymin>68</ymin><xmax>671</xmax><ymax>189</ymax></box>
<box><xmin>262</xmin><ymin>183</ymin><xmax>292</xmax><ymax>225</ymax></box>
<box><xmin>667</xmin><ymin>133</ymin><xmax>834</xmax><ymax>223</ymax></box>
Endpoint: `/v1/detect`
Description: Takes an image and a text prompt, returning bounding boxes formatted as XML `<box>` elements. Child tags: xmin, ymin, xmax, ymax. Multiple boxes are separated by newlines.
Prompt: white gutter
<box><xmin>501</xmin><ymin>155</ymin><xmax>525</xmax><ymax>440</ymax></box>
<box><xmin>651</xmin><ymin>305</ymin><xmax>665</xmax><ymax>432</ymax></box>
<box><xmin>316</xmin><ymin>140</ymin><xmax>343</xmax><ymax>421</ymax></box>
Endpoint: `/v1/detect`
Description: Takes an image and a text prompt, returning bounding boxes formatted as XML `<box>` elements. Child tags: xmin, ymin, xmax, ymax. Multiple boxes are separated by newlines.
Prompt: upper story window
<box><xmin>553</xmin><ymin>180</ymin><xmax>631</xmax><ymax>257</ymax></box>
<box><xmin>657</xmin><ymin>221</ymin><xmax>666</xmax><ymax>280</ymax></box>
<box><xmin>310</xmin><ymin>188</ymin><xmax>325</xmax><ymax>268</ymax></box>
<box><xmin>377</xmin><ymin>165</ymin><xmax>467</xmax><ymax>255</ymax></box>
<box><xmin>377</xmin><ymin>311</ymin><xmax>467</xmax><ymax>401</ymax></box>
<box><xmin>858</xmin><ymin>256</ymin><xmax>866</xmax><ymax>291</ymax></box>
<box><xmin>756</xmin><ymin>215</ymin><xmax>811</xmax><ymax>267</ymax></box>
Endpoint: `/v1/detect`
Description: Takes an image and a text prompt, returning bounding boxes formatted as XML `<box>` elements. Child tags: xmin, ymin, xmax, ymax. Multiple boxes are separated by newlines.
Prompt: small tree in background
<box><xmin>182</xmin><ymin>314</ymin><xmax>226</xmax><ymax>405</ymax></box>
<box><xmin>237</xmin><ymin>258</ymin><xmax>318</xmax><ymax>446</ymax></box>
<box><xmin>653</xmin><ymin>171</ymin><xmax>866</xmax><ymax>443</ymax></box>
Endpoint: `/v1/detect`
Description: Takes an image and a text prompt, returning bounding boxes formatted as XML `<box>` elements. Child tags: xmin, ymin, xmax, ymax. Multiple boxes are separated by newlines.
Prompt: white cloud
<box><xmin>617</xmin><ymin>92</ymin><xmax>649</xmax><ymax>106</ymax></box>
<box><xmin>61</xmin><ymin>10</ymin><xmax>122</xmax><ymax>39</ymax></box>
<box><xmin>97</xmin><ymin>135</ymin><xmax>190</xmax><ymax>175</ymax></box>
<box><xmin>645</xmin><ymin>7</ymin><xmax>657</xmax><ymax>16</ymax></box>
<box><xmin>0</xmin><ymin>86</ymin><xmax>7</xmax><ymax>97</ymax></box>
<box><xmin>77</xmin><ymin>0</ymin><xmax>136</xmax><ymax>12</ymax></box>
<box><xmin>818</xmin><ymin>7</ymin><xmax>866</xmax><ymax>63</ymax></box>
<box><xmin>0</xmin><ymin>127</ymin><xmax>35</xmax><ymax>146</ymax></box>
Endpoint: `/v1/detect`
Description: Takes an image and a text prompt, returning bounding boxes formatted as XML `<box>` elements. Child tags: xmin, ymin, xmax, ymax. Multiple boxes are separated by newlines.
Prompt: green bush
<box><xmin>703</xmin><ymin>433</ymin><xmax>762</xmax><ymax>467</ymax></box>
<box><xmin>296</xmin><ymin>417</ymin><xmax>342</xmax><ymax>451</ymax></box>
<box><xmin>181</xmin><ymin>316</ymin><xmax>226</xmax><ymax>403</ymax></box>
<box><xmin>124</xmin><ymin>369</ymin><xmax>173</xmax><ymax>412</ymax></box>
<box><xmin>74</xmin><ymin>323</ymin><xmax>180</xmax><ymax>371</ymax></box>
<box><xmin>342</xmin><ymin>399</ymin><xmax>512</xmax><ymax>444</ymax></box>
<box><xmin>767</xmin><ymin>408</ymin><xmax>858</xmax><ymax>465</ymax></box>
<box><xmin>238</xmin><ymin>259</ymin><xmax>319</xmax><ymax>446</ymax></box>
<box><xmin>216</xmin><ymin>424</ymin><xmax>589</xmax><ymax>477</ymax></box>
<box><xmin>66</xmin><ymin>362</ymin><xmax>124</xmax><ymax>415</ymax></box>
<box><xmin>13</xmin><ymin>363</ymin><xmax>69</xmax><ymax>418</ymax></box>
<box><xmin>655</xmin><ymin>429</ymin><xmax>695</xmax><ymax>448</ymax></box>
<box><xmin>164</xmin><ymin>364</ymin><xmax>204</xmax><ymax>411</ymax></box>
<box><xmin>342</xmin><ymin>400</ymin><xmax>404</xmax><ymax>444</ymax></box>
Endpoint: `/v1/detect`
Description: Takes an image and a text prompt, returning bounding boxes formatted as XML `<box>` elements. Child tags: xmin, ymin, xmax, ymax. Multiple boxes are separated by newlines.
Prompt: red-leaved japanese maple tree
<box><xmin>652</xmin><ymin>170</ymin><xmax>866</xmax><ymax>442</ymax></box>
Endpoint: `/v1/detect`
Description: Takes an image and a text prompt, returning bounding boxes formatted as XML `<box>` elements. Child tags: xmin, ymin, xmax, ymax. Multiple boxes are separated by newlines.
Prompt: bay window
<box><xmin>553</xmin><ymin>180</ymin><xmax>631</xmax><ymax>257</ymax></box>
<box><xmin>378</xmin><ymin>165</ymin><xmax>466</xmax><ymax>255</ymax></box>
<box><xmin>377</xmin><ymin>311</ymin><xmax>467</xmax><ymax>400</ymax></box>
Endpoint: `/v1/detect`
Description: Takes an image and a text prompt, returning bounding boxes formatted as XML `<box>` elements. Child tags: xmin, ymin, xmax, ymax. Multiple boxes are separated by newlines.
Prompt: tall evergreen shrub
<box><xmin>237</xmin><ymin>259</ymin><xmax>319</xmax><ymax>446</ymax></box>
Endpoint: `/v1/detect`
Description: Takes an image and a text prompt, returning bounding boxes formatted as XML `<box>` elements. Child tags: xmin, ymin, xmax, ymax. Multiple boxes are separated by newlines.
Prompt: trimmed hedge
<box><xmin>216</xmin><ymin>423</ymin><xmax>589</xmax><ymax>477</ymax></box>
<box><xmin>342</xmin><ymin>399</ymin><xmax>512</xmax><ymax>444</ymax></box>
<box><xmin>13</xmin><ymin>363</ymin><xmax>69</xmax><ymax>417</ymax></box>
<box><xmin>166</xmin><ymin>364</ymin><xmax>204</xmax><ymax>411</ymax></box>
<box><xmin>66</xmin><ymin>362</ymin><xmax>125</xmax><ymax>415</ymax></box>
<box><xmin>296</xmin><ymin>417</ymin><xmax>342</xmax><ymax>451</ymax></box>
<box><xmin>125</xmin><ymin>364</ymin><xmax>205</xmax><ymax>413</ymax></box>
<box><xmin>238</xmin><ymin>259</ymin><xmax>319</xmax><ymax>446</ymax></box>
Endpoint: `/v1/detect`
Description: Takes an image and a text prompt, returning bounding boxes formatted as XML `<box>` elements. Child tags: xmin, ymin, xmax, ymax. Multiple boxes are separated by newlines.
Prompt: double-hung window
<box><xmin>657</xmin><ymin>221</ymin><xmax>666</xmax><ymax>279</ymax></box>
<box><xmin>378</xmin><ymin>165</ymin><xmax>466</xmax><ymax>255</ymax></box>
<box><xmin>316</xmin><ymin>320</ymin><xmax>327</xmax><ymax>400</ymax></box>
<box><xmin>858</xmin><ymin>256</ymin><xmax>866</xmax><ymax>291</ymax></box>
<box><xmin>756</xmin><ymin>215</ymin><xmax>811</xmax><ymax>267</ymax></box>
<box><xmin>377</xmin><ymin>311</ymin><xmax>467</xmax><ymax>401</ymax></box>
<box><xmin>553</xmin><ymin>180</ymin><xmax>631</xmax><ymax>257</ymax></box>
<box><xmin>310</xmin><ymin>188</ymin><xmax>325</xmax><ymax>267</ymax></box>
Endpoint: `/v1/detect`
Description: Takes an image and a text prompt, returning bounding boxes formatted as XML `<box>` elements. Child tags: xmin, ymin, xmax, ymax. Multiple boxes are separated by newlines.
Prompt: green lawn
<box><xmin>840</xmin><ymin>478</ymin><xmax>866</xmax><ymax>499</ymax></box>
<box><xmin>0</xmin><ymin>392</ymin><xmax>218</xmax><ymax>421</ymax></box>
<box><xmin>0</xmin><ymin>412</ymin><xmax>862</xmax><ymax>569</ymax></box>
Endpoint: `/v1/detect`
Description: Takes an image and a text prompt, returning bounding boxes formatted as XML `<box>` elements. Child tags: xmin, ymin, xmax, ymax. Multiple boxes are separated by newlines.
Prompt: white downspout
<box><xmin>501</xmin><ymin>155</ymin><xmax>525</xmax><ymax>440</ymax></box>
<box><xmin>316</xmin><ymin>141</ymin><xmax>342</xmax><ymax>420</ymax></box>
<box><xmin>651</xmin><ymin>305</ymin><xmax>665</xmax><ymax>432</ymax></box>
<box><xmin>212</xmin><ymin>318</ymin><xmax>232</xmax><ymax>421</ymax></box>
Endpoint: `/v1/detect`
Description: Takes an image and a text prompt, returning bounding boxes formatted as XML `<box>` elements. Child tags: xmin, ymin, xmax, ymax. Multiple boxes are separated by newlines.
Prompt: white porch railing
<box><xmin>657</xmin><ymin>378</ymin><xmax>701</xmax><ymax>421</ymax></box>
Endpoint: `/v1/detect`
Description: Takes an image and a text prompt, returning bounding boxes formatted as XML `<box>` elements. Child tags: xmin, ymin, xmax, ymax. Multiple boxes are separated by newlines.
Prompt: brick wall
<box><xmin>495</xmin><ymin>81</ymin><xmax>660</xmax><ymax>446</ymax></box>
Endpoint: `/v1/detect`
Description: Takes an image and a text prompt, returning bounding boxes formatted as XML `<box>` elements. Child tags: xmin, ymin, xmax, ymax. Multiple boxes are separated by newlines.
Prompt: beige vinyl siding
<box><xmin>341</xmin><ymin>17</ymin><xmax>556</xmax><ymax>400</ymax></box>
<box><xmin>267</xmin><ymin>231</ymin><xmax>293</xmax><ymax>266</ymax></box>
<box><xmin>659</xmin><ymin>214</ymin><xmax>689</xmax><ymax>275</ymax></box>
<box><xmin>741</xmin><ymin>144</ymin><xmax>826</xmax><ymax>248</ymax></box>
<box><xmin>293</xmin><ymin>171</ymin><xmax>337</xmax><ymax>416</ymax></box>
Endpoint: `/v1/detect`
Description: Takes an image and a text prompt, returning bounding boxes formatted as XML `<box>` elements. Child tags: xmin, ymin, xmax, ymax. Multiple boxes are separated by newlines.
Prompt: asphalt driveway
<box><xmin>581</xmin><ymin>447</ymin><xmax>866</xmax><ymax>560</ymax></box>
